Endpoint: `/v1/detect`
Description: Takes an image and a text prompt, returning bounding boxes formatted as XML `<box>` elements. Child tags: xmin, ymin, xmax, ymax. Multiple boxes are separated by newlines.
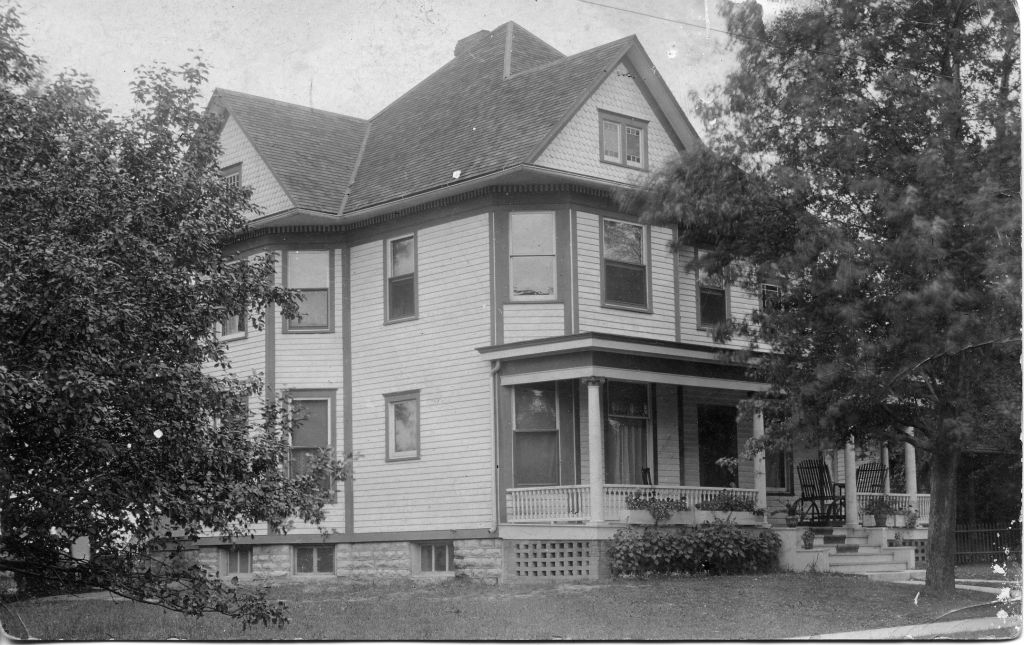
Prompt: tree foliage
<box><xmin>0</xmin><ymin>7</ymin><xmax>344</xmax><ymax>626</ymax></box>
<box><xmin>629</xmin><ymin>0</ymin><xmax>1020</xmax><ymax>594</ymax></box>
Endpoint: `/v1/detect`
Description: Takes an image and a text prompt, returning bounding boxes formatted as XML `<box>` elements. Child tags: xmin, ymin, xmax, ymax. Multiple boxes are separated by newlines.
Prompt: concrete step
<box><xmin>831</xmin><ymin>562</ymin><xmax>908</xmax><ymax>573</ymax></box>
<box><xmin>834</xmin><ymin>544</ymin><xmax>860</xmax><ymax>553</ymax></box>
<box><xmin>830</xmin><ymin>553</ymin><xmax>897</xmax><ymax>565</ymax></box>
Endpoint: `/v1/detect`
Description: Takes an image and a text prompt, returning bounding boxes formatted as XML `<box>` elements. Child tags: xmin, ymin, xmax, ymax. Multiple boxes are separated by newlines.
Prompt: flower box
<box><xmin>624</xmin><ymin>509</ymin><xmax>694</xmax><ymax>525</ymax></box>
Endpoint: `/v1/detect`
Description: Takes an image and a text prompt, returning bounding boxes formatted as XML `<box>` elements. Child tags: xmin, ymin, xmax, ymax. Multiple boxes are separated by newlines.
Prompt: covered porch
<box><xmin>481</xmin><ymin>333</ymin><xmax>929</xmax><ymax>530</ymax></box>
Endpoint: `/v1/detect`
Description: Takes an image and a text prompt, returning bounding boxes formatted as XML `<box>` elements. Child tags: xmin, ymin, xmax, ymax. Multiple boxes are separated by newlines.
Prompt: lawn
<box><xmin>3</xmin><ymin>572</ymin><xmax>1007</xmax><ymax>640</ymax></box>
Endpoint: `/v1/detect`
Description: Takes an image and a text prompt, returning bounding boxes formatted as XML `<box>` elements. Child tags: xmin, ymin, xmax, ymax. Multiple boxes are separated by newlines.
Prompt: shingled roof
<box><xmin>210</xmin><ymin>89</ymin><xmax>369</xmax><ymax>215</ymax></box>
<box><xmin>212</xmin><ymin>22</ymin><xmax>695</xmax><ymax>219</ymax></box>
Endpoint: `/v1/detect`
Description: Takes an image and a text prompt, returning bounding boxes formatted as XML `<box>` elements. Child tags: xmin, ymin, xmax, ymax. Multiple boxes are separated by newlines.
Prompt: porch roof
<box><xmin>478</xmin><ymin>332</ymin><xmax>769</xmax><ymax>391</ymax></box>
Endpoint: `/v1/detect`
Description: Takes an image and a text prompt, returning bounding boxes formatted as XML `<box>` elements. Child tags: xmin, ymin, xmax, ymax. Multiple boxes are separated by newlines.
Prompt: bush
<box><xmin>694</xmin><ymin>490</ymin><xmax>759</xmax><ymax>513</ymax></box>
<box><xmin>607</xmin><ymin>522</ymin><xmax>782</xmax><ymax>576</ymax></box>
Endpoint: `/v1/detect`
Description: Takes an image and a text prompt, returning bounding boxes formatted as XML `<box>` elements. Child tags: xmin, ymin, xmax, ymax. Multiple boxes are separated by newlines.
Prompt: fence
<box><xmin>955</xmin><ymin>522</ymin><xmax>1021</xmax><ymax>564</ymax></box>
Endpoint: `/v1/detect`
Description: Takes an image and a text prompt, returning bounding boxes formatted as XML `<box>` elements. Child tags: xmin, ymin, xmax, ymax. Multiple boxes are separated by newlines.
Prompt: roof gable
<box><xmin>211</xmin><ymin>89</ymin><xmax>369</xmax><ymax>215</ymax></box>
<box><xmin>343</xmin><ymin>26</ymin><xmax>632</xmax><ymax>213</ymax></box>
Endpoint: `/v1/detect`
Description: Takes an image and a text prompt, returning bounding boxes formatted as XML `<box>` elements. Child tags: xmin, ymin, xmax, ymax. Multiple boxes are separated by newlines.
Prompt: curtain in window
<box><xmin>604</xmin><ymin>417</ymin><xmax>645</xmax><ymax>484</ymax></box>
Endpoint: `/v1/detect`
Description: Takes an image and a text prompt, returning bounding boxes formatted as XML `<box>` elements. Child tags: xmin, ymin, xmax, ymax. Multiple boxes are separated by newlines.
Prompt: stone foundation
<box><xmin>197</xmin><ymin>538</ymin><xmax>503</xmax><ymax>583</ymax></box>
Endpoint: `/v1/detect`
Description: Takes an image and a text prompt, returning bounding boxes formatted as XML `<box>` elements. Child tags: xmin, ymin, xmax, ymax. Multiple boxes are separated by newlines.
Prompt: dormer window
<box><xmin>599</xmin><ymin>112</ymin><xmax>647</xmax><ymax>169</ymax></box>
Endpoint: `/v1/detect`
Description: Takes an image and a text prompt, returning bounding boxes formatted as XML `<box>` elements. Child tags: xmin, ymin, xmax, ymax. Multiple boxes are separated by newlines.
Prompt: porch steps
<box><xmin>805</xmin><ymin>527</ymin><xmax>912</xmax><ymax>577</ymax></box>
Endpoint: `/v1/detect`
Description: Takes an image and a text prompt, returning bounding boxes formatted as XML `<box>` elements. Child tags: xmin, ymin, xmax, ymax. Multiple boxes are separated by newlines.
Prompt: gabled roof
<box><xmin>209</xmin><ymin>89</ymin><xmax>369</xmax><ymax>215</ymax></box>
<box><xmin>210</xmin><ymin>22</ymin><xmax>700</xmax><ymax>221</ymax></box>
<box><xmin>343</xmin><ymin>23</ymin><xmax>634</xmax><ymax>213</ymax></box>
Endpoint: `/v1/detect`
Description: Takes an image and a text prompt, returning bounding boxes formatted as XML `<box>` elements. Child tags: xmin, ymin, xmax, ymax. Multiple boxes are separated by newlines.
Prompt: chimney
<box><xmin>454</xmin><ymin>30</ymin><xmax>491</xmax><ymax>57</ymax></box>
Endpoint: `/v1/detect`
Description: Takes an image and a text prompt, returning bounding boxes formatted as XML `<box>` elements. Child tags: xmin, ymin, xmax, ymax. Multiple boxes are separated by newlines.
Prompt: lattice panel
<box><xmin>511</xmin><ymin>541</ymin><xmax>597</xmax><ymax>578</ymax></box>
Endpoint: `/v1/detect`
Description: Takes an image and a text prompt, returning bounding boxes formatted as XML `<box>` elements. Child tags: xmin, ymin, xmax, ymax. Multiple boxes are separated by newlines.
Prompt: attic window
<box><xmin>599</xmin><ymin>112</ymin><xmax>647</xmax><ymax>170</ymax></box>
<box><xmin>221</xmin><ymin>162</ymin><xmax>241</xmax><ymax>188</ymax></box>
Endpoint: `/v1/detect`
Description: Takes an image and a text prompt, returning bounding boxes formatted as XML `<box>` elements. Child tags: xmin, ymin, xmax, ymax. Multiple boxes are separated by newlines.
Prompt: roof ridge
<box><xmin>504</xmin><ymin>34</ymin><xmax>634</xmax><ymax>81</ymax></box>
<box><xmin>213</xmin><ymin>88</ymin><xmax>367</xmax><ymax>123</ymax></box>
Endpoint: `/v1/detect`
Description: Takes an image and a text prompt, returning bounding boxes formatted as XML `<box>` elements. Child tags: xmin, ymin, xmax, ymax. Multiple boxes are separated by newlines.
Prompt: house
<box><xmin>197</xmin><ymin>22</ymin><xmax>929</xmax><ymax>582</ymax></box>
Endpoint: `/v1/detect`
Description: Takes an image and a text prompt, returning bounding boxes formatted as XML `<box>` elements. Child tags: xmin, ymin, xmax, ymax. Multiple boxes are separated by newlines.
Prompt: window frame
<box><xmin>221</xmin><ymin>162</ymin><xmax>241</xmax><ymax>188</ymax></box>
<box><xmin>293</xmin><ymin>544</ymin><xmax>335</xmax><ymax>575</ymax></box>
<box><xmin>283</xmin><ymin>249</ymin><xmax>333</xmax><ymax>333</ymax></box>
<box><xmin>285</xmin><ymin>390</ymin><xmax>336</xmax><ymax>498</ymax></box>
<box><xmin>695</xmin><ymin>249</ymin><xmax>729</xmax><ymax>329</ymax></box>
<box><xmin>385</xmin><ymin>234</ymin><xmax>418</xmax><ymax>323</ymax></box>
<box><xmin>761</xmin><ymin>283</ymin><xmax>781</xmax><ymax>313</ymax></box>
<box><xmin>219</xmin><ymin>308</ymin><xmax>247</xmax><ymax>341</ymax></box>
<box><xmin>765</xmin><ymin>448</ymin><xmax>794</xmax><ymax>494</ymax></box>
<box><xmin>412</xmin><ymin>541</ymin><xmax>455</xmax><ymax>576</ymax></box>
<box><xmin>220</xmin><ymin>545</ymin><xmax>253</xmax><ymax>576</ymax></box>
<box><xmin>598</xmin><ymin>111</ymin><xmax>649</xmax><ymax>170</ymax></box>
<box><xmin>511</xmin><ymin>383</ymin><xmax>560</xmax><ymax>487</ymax></box>
<box><xmin>384</xmin><ymin>390</ymin><xmax>421</xmax><ymax>462</ymax></box>
<box><xmin>600</xmin><ymin>216</ymin><xmax>651</xmax><ymax>312</ymax></box>
<box><xmin>508</xmin><ymin>211</ymin><xmax>558</xmax><ymax>302</ymax></box>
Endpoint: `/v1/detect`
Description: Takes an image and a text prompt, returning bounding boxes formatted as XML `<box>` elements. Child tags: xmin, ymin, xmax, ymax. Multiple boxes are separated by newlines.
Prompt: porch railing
<box><xmin>505</xmin><ymin>485</ymin><xmax>590</xmax><ymax>523</ymax></box>
<box><xmin>857</xmin><ymin>492</ymin><xmax>931</xmax><ymax>524</ymax></box>
<box><xmin>505</xmin><ymin>485</ymin><xmax>759</xmax><ymax>523</ymax></box>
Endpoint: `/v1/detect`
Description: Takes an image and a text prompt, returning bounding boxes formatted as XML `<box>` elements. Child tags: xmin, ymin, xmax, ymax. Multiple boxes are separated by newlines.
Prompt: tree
<box><xmin>628</xmin><ymin>0</ymin><xmax>1020</xmax><ymax>595</ymax></box>
<box><xmin>0</xmin><ymin>8</ymin><xmax>344</xmax><ymax>627</ymax></box>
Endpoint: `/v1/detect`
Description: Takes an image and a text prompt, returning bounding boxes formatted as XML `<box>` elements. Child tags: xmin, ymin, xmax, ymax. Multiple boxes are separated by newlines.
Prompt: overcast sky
<box><xmin>16</xmin><ymin>0</ymin><xmax>788</xmax><ymax>137</ymax></box>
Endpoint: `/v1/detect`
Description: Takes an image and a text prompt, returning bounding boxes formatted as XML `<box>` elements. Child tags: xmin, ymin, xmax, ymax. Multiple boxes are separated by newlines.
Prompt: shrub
<box><xmin>607</xmin><ymin>522</ymin><xmax>782</xmax><ymax>576</ymax></box>
<box><xmin>694</xmin><ymin>490</ymin><xmax>759</xmax><ymax>513</ymax></box>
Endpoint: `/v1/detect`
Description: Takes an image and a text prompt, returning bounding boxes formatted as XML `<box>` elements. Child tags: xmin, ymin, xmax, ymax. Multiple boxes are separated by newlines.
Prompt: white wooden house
<box><xmin>198</xmin><ymin>23</ymin><xmax>928</xmax><ymax>581</ymax></box>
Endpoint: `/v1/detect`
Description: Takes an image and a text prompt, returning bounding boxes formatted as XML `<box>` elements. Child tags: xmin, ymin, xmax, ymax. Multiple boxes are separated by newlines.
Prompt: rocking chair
<box><xmin>856</xmin><ymin>462</ymin><xmax>888</xmax><ymax>493</ymax></box>
<box><xmin>795</xmin><ymin>459</ymin><xmax>846</xmax><ymax>525</ymax></box>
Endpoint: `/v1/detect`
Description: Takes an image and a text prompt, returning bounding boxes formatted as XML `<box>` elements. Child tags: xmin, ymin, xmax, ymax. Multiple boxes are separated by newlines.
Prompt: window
<box><xmin>600</xmin><ymin>112</ymin><xmax>647</xmax><ymax>169</ymax></box>
<box><xmin>509</xmin><ymin>212</ymin><xmax>556</xmax><ymax>300</ymax></box>
<box><xmin>512</xmin><ymin>384</ymin><xmax>559</xmax><ymax>486</ymax></box>
<box><xmin>294</xmin><ymin>545</ymin><xmax>334</xmax><ymax>574</ymax></box>
<box><xmin>602</xmin><ymin>218</ymin><xmax>647</xmax><ymax>309</ymax></box>
<box><xmin>285</xmin><ymin>250</ymin><xmax>330</xmax><ymax>331</ymax></box>
<box><xmin>761</xmin><ymin>283</ymin><xmax>780</xmax><ymax>312</ymax></box>
<box><xmin>697</xmin><ymin>250</ymin><xmax>727</xmax><ymax>327</ymax></box>
<box><xmin>288</xmin><ymin>397</ymin><xmax>331</xmax><ymax>493</ymax></box>
<box><xmin>387</xmin><ymin>235</ymin><xmax>416</xmax><ymax>321</ymax></box>
<box><xmin>221</xmin><ymin>163</ymin><xmax>241</xmax><ymax>188</ymax></box>
<box><xmin>766</xmin><ymin>449</ymin><xmax>792</xmax><ymax>493</ymax></box>
<box><xmin>414</xmin><ymin>542</ymin><xmax>453</xmax><ymax>574</ymax></box>
<box><xmin>221</xmin><ymin>546</ymin><xmax>252</xmax><ymax>575</ymax></box>
<box><xmin>220</xmin><ymin>309</ymin><xmax>246</xmax><ymax>340</ymax></box>
<box><xmin>385</xmin><ymin>392</ymin><xmax>420</xmax><ymax>461</ymax></box>
<box><xmin>604</xmin><ymin>381</ymin><xmax>649</xmax><ymax>485</ymax></box>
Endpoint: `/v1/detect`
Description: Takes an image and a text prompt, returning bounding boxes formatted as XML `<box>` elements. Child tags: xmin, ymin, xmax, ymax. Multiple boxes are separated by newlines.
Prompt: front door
<box><xmin>604</xmin><ymin>381</ymin><xmax>649</xmax><ymax>485</ymax></box>
<box><xmin>697</xmin><ymin>404</ymin><xmax>738</xmax><ymax>487</ymax></box>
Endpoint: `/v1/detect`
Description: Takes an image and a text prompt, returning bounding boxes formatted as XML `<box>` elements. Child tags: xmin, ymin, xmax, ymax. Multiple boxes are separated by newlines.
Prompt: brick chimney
<box><xmin>454</xmin><ymin>29</ymin><xmax>491</xmax><ymax>57</ymax></box>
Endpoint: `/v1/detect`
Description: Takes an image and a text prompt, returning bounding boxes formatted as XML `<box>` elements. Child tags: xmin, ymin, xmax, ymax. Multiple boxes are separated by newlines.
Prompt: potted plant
<box><xmin>694</xmin><ymin>490</ymin><xmax>760</xmax><ymax>525</ymax></box>
<box><xmin>904</xmin><ymin>508</ymin><xmax>918</xmax><ymax>529</ymax></box>
<box><xmin>773</xmin><ymin>500</ymin><xmax>800</xmax><ymax>527</ymax></box>
<box><xmin>862</xmin><ymin>496</ymin><xmax>896</xmax><ymax>527</ymax></box>
<box><xmin>624</xmin><ymin>489</ymin><xmax>688</xmax><ymax>525</ymax></box>
<box><xmin>801</xmin><ymin>528</ymin><xmax>816</xmax><ymax>549</ymax></box>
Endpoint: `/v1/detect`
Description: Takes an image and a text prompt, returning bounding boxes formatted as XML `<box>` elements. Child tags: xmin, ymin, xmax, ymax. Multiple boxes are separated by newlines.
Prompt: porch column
<box><xmin>586</xmin><ymin>378</ymin><xmax>605</xmax><ymax>524</ymax></box>
<box><xmin>904</xmin><ymin>427</ymin><xmax>918</xmax><ymax>498</ymax></box>
<box><xmin>844</xmin><ymin>436</ymin><xmax>859</xmax><ymax>527</ymax></box>
<box><xmin>751</xmin><ymin>404</ymin><xmax>767</xmax><ymax>512</ymax></box>
<box><xmin>881</xmin><ymin>443</ymin><xmax>891</xmax><ymax>493</ymax></box>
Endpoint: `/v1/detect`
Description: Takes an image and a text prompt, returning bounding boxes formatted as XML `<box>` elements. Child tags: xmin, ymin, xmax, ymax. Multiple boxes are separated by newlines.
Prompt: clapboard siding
<box><xmin>655</xmin><ymin>384</ymin><xmax>680</xmax><ymax>486</ymax></box>
<box><xmin>218</xmin><ymin>115</ymin><xmax>293</xmax><ymax>217</ymax></box>
<box><xmin>503</xmin><ymin>303</ymin><xmax>565</xmax><ymax>343</ymax></box>
<box><xmin>534</xmin><ymin>64</ymin><xmax>679</xmax><ymax>184</ymax></box>
<box><xmin>575</xmin><ymin>211</ymin><xmax>676</xmax><ymax>340</ymax></box>
<box><xmin>349</xmin><ymin>213</ymin><xmax>494</xmax><ymax>533</ymax></box>
<box><xmin>271</xmin><ymin>251</ymin><xmax>346</xmax><ymax>534</ymax></box>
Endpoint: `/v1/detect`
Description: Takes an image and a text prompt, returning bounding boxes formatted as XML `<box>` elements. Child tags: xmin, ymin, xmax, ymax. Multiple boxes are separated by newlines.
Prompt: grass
<box><xmin>2</xmin><ymin>572</ymin><xmax>1008</xmax><ymax>640</ymax></box>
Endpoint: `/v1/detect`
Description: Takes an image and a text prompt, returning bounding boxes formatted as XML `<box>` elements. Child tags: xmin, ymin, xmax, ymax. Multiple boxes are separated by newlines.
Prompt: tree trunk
<box><xmin>924</xmin><ymin>444</ymin><xmax>960</xmax><ymax>595</ymax></box>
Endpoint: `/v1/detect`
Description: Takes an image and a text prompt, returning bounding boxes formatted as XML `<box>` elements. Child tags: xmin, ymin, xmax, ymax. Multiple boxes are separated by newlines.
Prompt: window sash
<box><xmin>286</xmin><ymin>251</ymin><xmax>330</xmax><ymax>330</ymax></box>
<box><xmin>387</xmin><ymin>395</ymin><xmax>419</xmax><ymax>460</ymax></box>
<box><xmin>509</xmin><ymin>212</ymin><xmax>556</xmax><ymax>300</ymax></box>
<box><xmin>295</xmin><ymin>545</ymin><xmax>334</xmax><ymax>574</ymax></box>
<box><xmin>761</xmin><ymin>283</ymin><xmax>780</xmax><ymax>311</ymax></box>
<box><xmin>605</xmin><ymin>261</ymin><xmax>647</xmax><ymax>307</ymax></box>
<box><xmin>289</xmin><ymin>398</ymin><xmax>330</xmax><ymax>492</ymax></box>
<box><xmin>699</xmin><ymin>286</ymin><xmax>727</xmax><ymax>327</ymax></box>
<box><xmin>226</xmin><ymin>547</ymin><xmax>251</xmax><ymax>574</ymax></box>
<box><xmin>766</xmin><ymin>450</ymin><xmax>791</xmax><ymax>491</ymax></box>
<box><xmin>600</xmin><ymin>115</ymin><xmax>646</xmax><ymax>168</ymax></box>
<box><xmin>624</xmin><ymin>126</ymin><xmax>643</xmax><ymax>165</ymax></box>
<box><xmin>419</xmin><ymin>543</ymin><xmax>451</xmax><ymax>573</ymax></box>
<box><xmin>221</xmin><ymin>312</ymin><xmax>246</xmax><ymax>338</ymax></box>
<box><xmin>388</xmin><ymin>275</ymin><xmax>416</xmax><ymax>320</ymax></box>
<box><xmin>601</xmin><ymin>120</ymin><xmax>621</xmax><ymax>162</ymax></box>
